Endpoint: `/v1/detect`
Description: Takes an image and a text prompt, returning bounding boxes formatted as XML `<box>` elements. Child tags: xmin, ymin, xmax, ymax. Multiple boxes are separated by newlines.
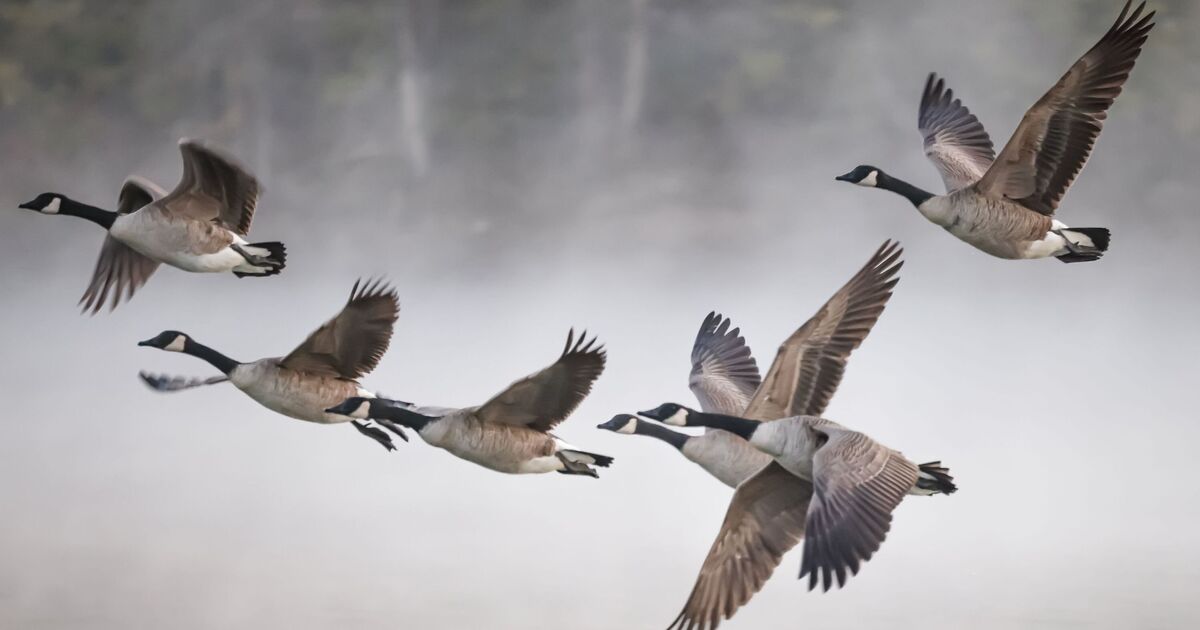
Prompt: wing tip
<box><xmin>563</xmin><ymin>327</ymin><xmax>606</xmax><ymax>360</ymax></box>
<box><xmin>348</xmin><ymin>276</ymin><xmax>400</xmax><ymax>311</ymax></box>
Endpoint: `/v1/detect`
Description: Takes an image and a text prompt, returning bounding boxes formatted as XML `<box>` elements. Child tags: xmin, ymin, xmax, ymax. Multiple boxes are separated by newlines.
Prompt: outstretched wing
<box><xmin>689</xmin><ymin>312</ymin><xmax>761</xmax><ymax>416</ymax></box>
<box><xmin>744</xmin><ymin>241</ymin><xmax>902</xmax><ymax>421</ymax></box>
<box><xmin>800</xmin><ymin>426</ymin><xmax>918</xmax><ymax>592</ymax></box>
<box><xmin>977</xmin><ymin>1</ymin><xmax>1155</xmax><ymax>215</ymax></box>
<box><xmin>919</xmin><ymin>73</ymin><xmax>995</xmax><ymax>192</ymax></box>
<box><xmin>158</xmin><ymin>139</ymin><xmax>262</xmax><ymax>234</ymax></box>
<box><xmin>475</xmin><ymin>330</ymin><xmax>606</xmax><ymax>432</ymax></box>
<box><xmin>78</xmin><ymin>177</ymin><xmax>166</xmax><ymax>313</ymax></box>
<box><xmin>668</xmin><ymin>462</ymin><xmax>812</xmax><ymax>630</ymax></box>
<box><xmin>139</xmin><ymin>371</ymin><xmax>229</xmax><ymax>393</ymax></box>
<box><xmin>279</xmin><ymin>279</ymin><xmax>400</xmax><ymax>380</ymax></box>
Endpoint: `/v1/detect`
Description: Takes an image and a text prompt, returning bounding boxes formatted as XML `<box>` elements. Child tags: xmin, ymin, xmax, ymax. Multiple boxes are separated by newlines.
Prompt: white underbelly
<box><xmin>157</xmin><ymin>245</ymin><xmax>245</xmax><ymax>273</ymax></box>
<box><xmin>516</xmin><ymin>455</ymin><xmax>564</xmax><ymax>474</ymax></box>
<box><xmin>111</xmin><ymin>216</ymin><xmax>243</xmax><ymax>273</ymax></box>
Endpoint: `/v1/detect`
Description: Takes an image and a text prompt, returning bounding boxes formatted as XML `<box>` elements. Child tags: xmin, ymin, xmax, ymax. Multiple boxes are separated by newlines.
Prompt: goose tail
<box><xmin>1055</xmin><ymin>227</ymin><xmax>1110</xmax><ymax>263</ymax></box>
<box><xmin>914</xmin><ymin>461</ymin><xmax>956</xmax><ymax>495</ymax></box>
<box><xmin>555</xmin><ymin>448</ymin><xmax>614</xmax><ymax>478</ymax></box>
<box><xmin>233</xmin><ymin>241</ymin><xmax>287</xmax><ymax>277</ymax></box>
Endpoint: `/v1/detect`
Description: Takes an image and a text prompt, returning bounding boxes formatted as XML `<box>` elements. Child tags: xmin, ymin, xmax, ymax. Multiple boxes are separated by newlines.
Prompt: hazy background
<box><xmin>2</xmin><ymin>0</ymin><xmax>1198</xmax><ymax>628</ymax></box>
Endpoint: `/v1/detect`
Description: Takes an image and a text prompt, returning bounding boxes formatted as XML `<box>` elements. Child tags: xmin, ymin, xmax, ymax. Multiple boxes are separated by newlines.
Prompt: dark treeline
<box><xmin>2</xmin><ymin>0</ymin><xmax>1196</xmax><ymax>247</ymax></box>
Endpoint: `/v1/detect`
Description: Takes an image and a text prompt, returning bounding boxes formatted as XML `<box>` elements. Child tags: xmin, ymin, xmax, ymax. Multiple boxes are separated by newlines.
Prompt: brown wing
<box><xmin>475</xmin><ymin>330</ymin><xmax>606</xmax><ymax>432</ymax></box>
<box><xmin>78</xmin><ymin>177</ymin><xmax>166</xmax><ymax>313</ymax></box>
<box><xmin>158</xmin><ymin>139</ymin><xmax>262</xmax><ymax>234</ymax></box>
<box><xmin>800</xmin><ymin>427</ymin><xmax>918</xmax><ymax>592</ymax></box>
<box><xmin>744</xmin><ymin>241</ymin><xmax>902</xmax><ymax>421</ymax></box>
<box><xmin>919</xmin><ymin>73</ymin><xmax>995</xmax><ymax>192</ymax></box>
<box><xmin>668</xmin><ymin>462</ymin><xmax>812</xmax><ymax>630</ymax></box>
<box><xmin>977</xmin><ymin>1</ymin><xmax>1155</xmax><ymax>215</ymax></box>
<box><xmin>279</xmin><ymin>279</ymin><xmax>399</xmax><ymax>380</ymax></box>
<box><xmin>689</xmin><ymin>312</ymin><xmax>761</xmax><ymax>416</ymax></box>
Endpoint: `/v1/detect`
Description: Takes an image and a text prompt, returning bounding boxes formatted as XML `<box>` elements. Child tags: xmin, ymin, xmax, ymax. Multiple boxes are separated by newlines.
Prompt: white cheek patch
<box><xmin>663</xmin><ymin>408</ymin><xmax>689</xmax><ymax>426</ymax></box>
<box><xmin>352</xmin><ymin>401</ymin><xmax>372</xmax><ymax>419</ymax></box>
<box><xmin>164</xmin><ymin>336</ymin><xmax>187</xmax><ymax>352</ymax></box>
<box><xmin>42</xmin><ymin>197</ymin><xmax>62</xmax><ymax>214</ymax></box>
<box><xmin>856</xmin><ymin>171</ymin><xmax>879</xmax><ymax>187</ymax></box>
<box><xmin>617</xmin><ymin>419</ymin><xmax>637</xmax><ymax>434</ymax></box>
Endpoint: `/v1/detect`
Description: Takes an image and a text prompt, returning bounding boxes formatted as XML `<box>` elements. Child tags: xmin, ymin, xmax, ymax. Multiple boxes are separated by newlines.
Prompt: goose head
<box><xmin>597</xmin><ymin>413</ymin><xmax>639</xmax><ymax>434</ymax></box>
<box><xmin>18</xmin><ymin>193</ymin><xmax>66</xmax><ymax>214</ymax></box>
<box><xmin>326</xmin><ymin>396</ymin><xmax>376</xmax><ymax>419</ymax></box>
<box><xmin>138</xmin><ymin>331</ymin><xmax>190</xmax><ymax>352</ymax></box>
<box><xmin>835</xmin><ymin>165</ymin><xmax>882</xmax><ymax>187</ymax></box>
<box><xmin>637</xmin><ymin>402</ymin><xmax>695</xmax><ymax>427</ymax></box>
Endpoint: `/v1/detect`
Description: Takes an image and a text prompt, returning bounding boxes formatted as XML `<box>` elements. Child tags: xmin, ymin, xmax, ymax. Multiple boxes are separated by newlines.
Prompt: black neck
<box><xmin>688</xmin><ymin>412</ymin><xmax>759</xmax><ymax>441</ymax></box>
<box><xmin>371</xmin><ymin>400</ymin><xmax>437</xmax><ymax>430</ymax></box>
<box><xmin>633</xmin><ymin>422</ymin><xmax>690</xmax><ymax>450</ymax></box>
<box><xmin>878</xmin><ymin>172</ymin><xmax>934</xmax><ymax>207</ymax></box>
<box><xmin>60</xmin><ymin>198</ymin><xmax>118</xmax><ymax>229</ymax></box>
<box><xmin>182</xmin><ymin>339</ymin><xmax>240</xmax><ymax>375</ymax></box>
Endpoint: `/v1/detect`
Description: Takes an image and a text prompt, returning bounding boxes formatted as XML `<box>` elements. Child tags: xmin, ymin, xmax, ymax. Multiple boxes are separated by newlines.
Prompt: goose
<box><xmin>637</xmin><ymin>403</ymin><xmax>955</xmax><ymax>629</ymax></box>
<box><xmin>326</xmin><ymin>330</ymin><xmax>612</xmax><ymax>477</ymax></box>
<box><xmin>597</xmin><ymin>241</ymin><xmax>902</xmax><ymax>488</ymax></box>
<box><xmin>137</xmin><ymin>279</ymin><xmax>404</xmax><ymax>451</ymax></box>
<box><xmin>837</xmin><ymin>1</ymin><xmax>1155</xmax><ymax>263</ymax></box>
<box><xmin>16</xmin><ymin>139</ymin><xmax>286</xmax><ymax>312</ymax></box>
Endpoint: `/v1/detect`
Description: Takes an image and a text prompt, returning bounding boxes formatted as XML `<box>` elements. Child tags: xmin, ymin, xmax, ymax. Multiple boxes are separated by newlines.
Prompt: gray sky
<box><xmin>1</xmin><ymin>1</ymin><xmax>1198</xmax><ymax>628</ymax></box>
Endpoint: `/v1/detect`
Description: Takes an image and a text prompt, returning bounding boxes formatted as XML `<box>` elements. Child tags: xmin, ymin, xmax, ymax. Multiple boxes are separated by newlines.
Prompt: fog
<box><xmin>1</xmin><ymin>1</ymin><xmax>1198</xmax><ymax>628</ymax></box>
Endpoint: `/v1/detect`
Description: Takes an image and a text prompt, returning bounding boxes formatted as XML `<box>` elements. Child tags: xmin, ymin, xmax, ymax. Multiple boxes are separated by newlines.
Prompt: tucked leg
<box><xmin>231</xmin><ymin>243</ymin><xmax>280</xmax><ymax>268</ymax></box>
<box><xmin>352</xmin><ymin>420</ymin><xmax>396</xmax><ymax>452</ymax></box>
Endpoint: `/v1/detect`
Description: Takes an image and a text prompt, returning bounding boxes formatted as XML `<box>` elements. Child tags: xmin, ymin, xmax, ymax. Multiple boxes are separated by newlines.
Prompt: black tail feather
<box><xmin>917</xmin><ymin>461</ymin><xmax>956</xmax><ymax>494</ymax></box>
<box><xmin>233</xmin><ymin>241</ymin><xmax>287</xmax><ymax>278</ymax></box>
<box><xmin>1056</xmin><ymin>227</ymin><xmax>1110</xmax><ymax>263</ymax></box>
<box><xmin>1070</xmin><ymin>227</ymin><xmax>1110</xmax><ymax>252</ymax></box>
<box><xmin>555</xmin><ymin>449</ymin><xmax>613</xmax><ymax>478</ymax></box>
<box><xmin>1056</xmin><ymin>251</ymin><xmax>1104</xmax><ymax>263</ymax></box>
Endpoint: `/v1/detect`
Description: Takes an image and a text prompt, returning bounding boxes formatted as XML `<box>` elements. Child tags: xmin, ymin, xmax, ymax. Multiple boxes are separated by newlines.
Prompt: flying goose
<box><xmin>837</xmin><ymin>1</ymin><xmax>1155</xmax><ymax>262</ymax></box>
<box><xmin>597</xmin><ymin>241</ymin><xmax>903</xmax><ymax>488</ymax></box>
<box><xmin>326</xmin><ymin>330</ymin><xmax>612</xmax><ymax>477</ymax></box>
<box><xmin>17</xmin><ymin>139</ymin><xmax>286</xmax><ymax>312</ymax></box>
<box><xmin>637</xmin><ymin>403</ymin><xmax>955</xmax><ymax>629</ymax></box>
<box><xmin>137</xmin><ymin>279</ymin><xmax>404</xmax><ymax>451</ymax></box>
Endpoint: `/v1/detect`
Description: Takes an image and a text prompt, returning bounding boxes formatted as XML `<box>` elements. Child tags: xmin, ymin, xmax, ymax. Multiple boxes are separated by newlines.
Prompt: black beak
<box><xmin>637</xmin><ymin>408</ymin><xmax>663</xmax><ymax>420</ymax></box>
<box><xmin>835</xmin><ymin>172</ymin><xmax>854</xmax><ymax>182</ymax></box>
<box><xmin>17</xmin><ymin>202</ymin><xmax>34</xmax><ymax>210</ymax></box>
<box><xmin>137</xmin><ymin>339</ymin><xmax>154</xmax><ymax>347</ymax></box>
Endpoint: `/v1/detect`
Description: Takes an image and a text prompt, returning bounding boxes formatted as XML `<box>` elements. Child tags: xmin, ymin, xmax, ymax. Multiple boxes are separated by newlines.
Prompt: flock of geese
<box><xmin>13</xmin><ymin>3</ymin><xmax>1155</xmax><ymax>628</ymax></box>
